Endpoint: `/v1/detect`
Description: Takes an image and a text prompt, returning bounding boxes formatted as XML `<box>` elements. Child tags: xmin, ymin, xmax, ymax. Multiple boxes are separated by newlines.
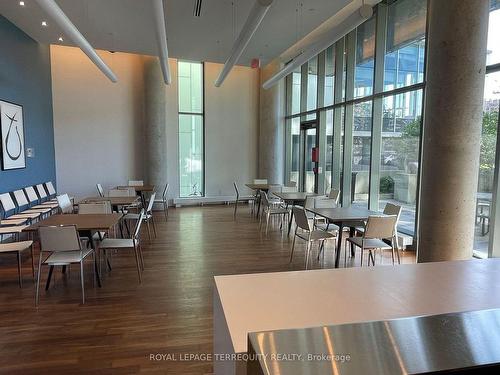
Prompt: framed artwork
<box><xmin>0</xmin><ymin>100</ymin><xmax>26</xmax><ymax>170</ymax></box>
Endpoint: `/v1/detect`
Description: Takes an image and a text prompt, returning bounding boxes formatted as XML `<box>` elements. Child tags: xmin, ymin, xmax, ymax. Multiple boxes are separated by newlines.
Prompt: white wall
<box><xmin>51</xmin><ymin>46</ymin><xmax>259</xmax><ymax>200</ymax></box>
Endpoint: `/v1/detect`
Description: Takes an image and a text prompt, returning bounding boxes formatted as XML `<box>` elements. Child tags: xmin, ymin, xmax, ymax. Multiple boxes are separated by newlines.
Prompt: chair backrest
<box><xmin>233</xmin><ymin>182</ymin><xmax>239</xmax><ymax>198</ymax></box>
<box><xmin>96</xmin><ymin>184</ymin><xmax>104</xmax><ymax>197</ymax></box>
<box><xmin>383</xmin><ymin>203</ymin><xmax>402</xmax><ymax>221</ymax></box>
<box><xmin>304</xmin><ymin>195</ymin><xmax>315</xmax><ymax>209</ymax></box>
<box><xmin>285</xmin><ymin>181</ymin><xmax>297</xmax><ymax>188</ymax></box>
<box><xmin>38</xmin><ymin>225</ymin><xmax>81</xmax><ymax>253</ymax></box>
<box><xmin>281</xmin><ymin>186</ymin><xmax>298</xmax><ymax>193</ymax></box>
<box><xmin>117</xmin><ymin>187</ymin><xmax>136</xmax><ymax>196</ymax></box>
<box><xmin>46</xmin><ymin>181</ymin><xmax>56</xmax><ymax>197</ymax></box>
<box><xmin>132</xmin><ymin>210</ymin><xmax>146</xmax><ymax>239</ymax></box>
<box><xmin>162</xmin><ymin>183</ymin><xmax>169</xmax><ymax>200</ymax></box>
<box><xmin>36</xmin><ymin>184</ymin><xmax>48</xmax><ymax>201</ymax></box>
<box><xmin>364</xmin><ymin>215</ymin><xmax>398</xmax><ymax>239</ymax></box>
<box><xmin>25</xmin><ymin>186</ymin><xmax>39</xmax><ymax>206</ymax></box>
<box><xmin>292</xmin><ymin>207</ymin><xmax>311</xmax><ymax>232</ymax></box>
<box><xmin>0</xmin><ymin>192</ymin><xmax>17</xmax><ymax>214</ymax></box>
<box><xmin>108</xmin><ymin>188</ymin><xmax>131</xmax><ymax>197</ymax></box>
<box><xmin>328</xmin><ymin>189</ymin><xmax>341</xmax><ymax>204</ymax></box>
<box><xmin>146</xmin><ymin>192</ymin><xmax>156</xmax><ymax>213</ymax></box>
<box><xmin>57</xmin><ymin>194</ymin><xmax>73</xmax><ymax>214</ymax></box>
<box><xmin>128</xmin><ymin>180</ymin><xmax>144</xmax><ymax>186</ymax></box>
<box><xmin>78</xmin><ymin>201</ymin><xmax>111</xmax><ymax>214</ymax></box>
<box><xmin>13</xmin><ymin>189</ymin><xmax>29</xmax><ymax>210</ymax></box>
<box><xmin>314</xmin><ymin>197</ymin><xmax>336</xmax><ymax>209</ymax></box>
<box><xmin>254</xmin><ymin>179</ymin><xmax>268</xmax><ymax>184</ymax></box>
<box><xmin>268</xmin><ymin>185</ymin><xmax>282</xmax><ymax>199</ymax></box>
<box><xmin>260</xmin><ymin>191</ymin><xmax>270</xmax><ymax>208</ymax></box>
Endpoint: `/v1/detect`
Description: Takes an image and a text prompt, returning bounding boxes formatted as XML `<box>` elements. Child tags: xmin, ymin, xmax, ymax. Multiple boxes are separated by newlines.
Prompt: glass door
<box><xmin>301</xmin><ymin>122</ymin><xmax>318</xmax><ymax>193</ymax></box>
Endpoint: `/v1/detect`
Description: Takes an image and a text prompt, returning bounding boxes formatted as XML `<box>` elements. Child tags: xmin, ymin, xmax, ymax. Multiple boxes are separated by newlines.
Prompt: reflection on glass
<box><xmin>354</xmin><ymin>16</ymin><xmax>375</xmax><ymax>98</ymax></box>
<box><xmin>306</xmin><ymin>57</ymin><xmax>318</xmax><ymax>120</ymax></box>
<box><xmin>290</xmin><ymin>118</ymin><xmax>301</xmax><ymax>185</ymax></box>
<box><xmin>487</xmin><ymin>3</ymin><xmax>500</xmax><ymax>66</ymax></box>
<box><xmin>325</xmin><ymin>109</ymin><xmax>334</xmax><ymax>192</ymax></box>
<box><xmin>384</xmin><ymin>0</ymin><xmax>426</xmax><ymax>91</ymax></box>
<box><xmin>352</xmin><ymin>101</ymin><xmax>372</xmax><ymax>207</ymax></box>
<box><xmin>380</xmin><ymin>90</ymin><xmax>423</xmax><ymax>235</ymax></box>
<box><xmin>178</xmin><ymin>61</ymin><xmax>204</xmax><ymax>197</ymax></box>
<box><xmin>324</xmin><ymin>46</ymin><xmax>335</xmax><ymax>106</ymax></box>
<box><xmin>304</xmin><ymin>127</ymin><xmax>317</xmax><ymax>193</ymax></box>
<box><xmin>474</xmin><ymin>71</ymin><xmax>500</xmax><ymax>256</ymax></box>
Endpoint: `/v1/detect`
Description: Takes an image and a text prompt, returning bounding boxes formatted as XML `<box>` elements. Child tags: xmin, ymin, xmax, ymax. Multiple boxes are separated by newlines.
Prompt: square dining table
<box><xmin>273</xmin><ymin>192</ymin><xmax>319</xmax><ymax>235</ymax></box>
<box><xmin>24</xmin><ymin>213</ymin><xmax>123</xmax><ymax>288</ymax></box>
<box><xmin>306</xmin><ymin>206</ymin><xmax>385</xmax><ymax>268</ymax></box>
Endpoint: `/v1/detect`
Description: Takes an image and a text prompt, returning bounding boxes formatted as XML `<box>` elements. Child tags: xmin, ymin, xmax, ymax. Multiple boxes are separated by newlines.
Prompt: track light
<box><xmin>35</xmin><ymin>0</ymin><xmax>118</xmax><ymax>83</ymax></box>
<box><xmin>262</xmin><ymin>4</ymin><xmax>373</xmax><ymax>90</ymax></box>
<box><xmin>215</xmin><ymin>0</ymin><xmax>273</xmax><ymax>87</ymax></box>
<box><xmin>152</xmin><ymin>0</ymin><xmax>171</xmax><ymax>85</ymax></box>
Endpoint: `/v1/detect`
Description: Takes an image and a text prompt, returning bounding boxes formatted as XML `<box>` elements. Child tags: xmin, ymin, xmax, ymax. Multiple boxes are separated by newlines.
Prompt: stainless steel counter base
<box><xmin>248</xmin><ymin>309</ymin><xmax>500</xmax><ymax>375</ymax></box>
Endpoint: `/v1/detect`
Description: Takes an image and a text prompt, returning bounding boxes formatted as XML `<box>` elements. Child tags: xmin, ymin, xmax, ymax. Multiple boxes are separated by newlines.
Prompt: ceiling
<box><xmin>0</xmin><ymin>0</ymin><xmax>364</xmax><ymax>66</ymax></box>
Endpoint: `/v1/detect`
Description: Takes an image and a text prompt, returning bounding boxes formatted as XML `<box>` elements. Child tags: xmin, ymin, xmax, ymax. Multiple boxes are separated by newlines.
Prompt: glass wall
<box><xmin>178</xmin><ymin>61</ymin><xmax>204</xmax><ymax>197</ymax></box>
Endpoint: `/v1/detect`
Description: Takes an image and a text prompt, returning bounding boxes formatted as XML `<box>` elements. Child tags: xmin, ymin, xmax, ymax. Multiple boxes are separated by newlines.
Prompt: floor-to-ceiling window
<box><xmin>178</xmin><ymin>61</ymin><xmax>204</xmax><ymax>197</ymax></box>
<box><xmin>473</xmin><ymin>0</ymin><xmax>500</xmax><ymax>257</ymax></box>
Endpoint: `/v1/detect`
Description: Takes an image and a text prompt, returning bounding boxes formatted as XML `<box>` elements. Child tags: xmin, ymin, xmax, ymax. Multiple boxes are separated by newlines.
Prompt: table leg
<box><xmin>84</xmin><ymin>230</ymin><xmax>102</xmax><ymax>288</ymax></box>
<box><xmin>350</xmin><ymin>227</ymin><xmax>356</xmax><ymax>257</ymax></box>
<box><xmin>334</xmin><ymin>221</ymin><xmax>343</xmax><ymax>268</ymax></box>
<box><xmin>45</xmin><ymin>265</ymin><xmax>54</xmax><ymax>290</ymax></box>
<box><xmin>256</xmin><ymin>190</ymin><xmax>262</xmax><ymax>217</ymax></box>
<box><xmin>288</xmin><ymin>204</ymin><xmax>295</xmax><ymax>236</ymax></box>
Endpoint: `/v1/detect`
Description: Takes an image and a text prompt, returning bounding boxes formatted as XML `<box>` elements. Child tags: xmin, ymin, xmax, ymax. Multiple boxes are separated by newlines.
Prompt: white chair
<box><xmin>36</xmin><ymin>225</ymin><xmax>95</xmax><ymax>304</ymax></box>
<box><xmin>96</xmin><ymin>184</ymin><xmax>104</xmax><ymax>197</ymax></box>
<box><xmin>35</xmin><ymin>183</ymin><xmax>51</xmax><ymax>203</ymax></box>
<box><xmin>12</xmin><ymin>189</ymin><xmax>51</xmax><ymax>217</ymax></box>
<box><xmin>128</xmin><ymin>180</ymin><xmax>144</xmax><ymax>187</ymax></box>
<box><xmin>233</xmin><ymin>182</ymin><xmax>256</xmax><ymax>218</ymax></box>
<box><xmin>108</xmin><ymin>188</ymin><xmax>134</xmax><ymax>197</ymax></box>
<box><xmin>0</xmin><ymin>192</ymin><xmax>41</xmax><ymax>222</ymax></box>
<box><xmin>99</xmin><ymin>210</ymin><xmax>145</xmax><ymax>282</ymax></box>
<box><xmin>25</xmin><ymin>186</ymin><xmax>58</xmax><ymax>210</ymax></box>
<box><xmin>0</xmin><ymin>240</ymin><xmax>34</xmax><ymax>288</ymax></box>
<box><xmin>327</xmin><ymin>188</ymin><xmax>341</xmax><ymax>204</ymax></box>
<box><xmin>259</xmin><ymin>191</ymin><xmax>289</xmax><ymax>234</ymax></box>
<box><xmin>45</xmin><ymin>181</ymin><xmax>57</xmax><ymax>199</ymax></box>
<box><xmin>285</xmin><ymin>181</ymin><xmax>297</xmax><ymax>188</ymax></box>
<box><xmin>162</xmin><ymin>183</ymin><xmax>170</xmax><ymax>220</ymax></box>
<box><xmin>267</xmin><ymin>185</ymin><xmax>283</xmax><ymax>207</ymax></box>
<box><xmin>78</xmin><ymin>201</ymin><xmax>112</xmax><ymax>214</ymax></box>
<box><xmin>281</xmin><ymin>186</ymin><xmax>298</xmax><ymax>193</ymax></box>
<box><xmin>346</xmin><ymin>215</ymin><xmax>399</xmax><ymax>267</ymax></box>
<box><xmin>290</xmin><ymin>206</ymin><xmax>337</xmax><ymax>269</ymax></box>
<box><xmin>124</xmin><ymin>193</ymin><xmax>157</xmax><ymax>240</ymax></box>
<box><xmin>57</xmin><ymin>194</ymin><xmax>74</xmax><ymax>214</ymax></box>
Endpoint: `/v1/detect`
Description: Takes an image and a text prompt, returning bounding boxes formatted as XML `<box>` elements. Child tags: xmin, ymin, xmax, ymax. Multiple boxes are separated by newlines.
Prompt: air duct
<box><xmin>152</xmin><ymin>0</ymin><xmax>172</xmax><ymax>85</ymax></box>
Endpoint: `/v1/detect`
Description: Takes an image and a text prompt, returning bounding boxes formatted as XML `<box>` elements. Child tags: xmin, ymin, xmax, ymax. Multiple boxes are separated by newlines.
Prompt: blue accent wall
<box><xmin>0</xmin><ymin>15</ymin><xmax>56</xmax><ymax>193</ymax></box>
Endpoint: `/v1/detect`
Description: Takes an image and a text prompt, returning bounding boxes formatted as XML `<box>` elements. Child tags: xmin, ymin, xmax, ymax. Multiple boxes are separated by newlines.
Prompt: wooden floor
<box><xmin>0</xmin><ymin>204</ymin><xmax>415</xmax><ymax>374</ymax></box>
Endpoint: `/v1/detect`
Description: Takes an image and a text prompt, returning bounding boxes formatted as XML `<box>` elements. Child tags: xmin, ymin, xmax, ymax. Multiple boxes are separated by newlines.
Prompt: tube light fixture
<box><xmin>35</xmin><ymin>0</ymin><xmax>118</xmax><ymax>83</ymax></box>
<box><xmin>152</xmin><ymin>0</ymin><xmax>171</xmax><ymax>85</ymax></box>
<box><xmin>262</xmin><ymin>4</ymin><xmax>373</xmax><ymax>90</ymax></box>
<box><xmin>215</xmin><ymin>0</ymin><xmax>273</xmax><ymax>87</ymax></box>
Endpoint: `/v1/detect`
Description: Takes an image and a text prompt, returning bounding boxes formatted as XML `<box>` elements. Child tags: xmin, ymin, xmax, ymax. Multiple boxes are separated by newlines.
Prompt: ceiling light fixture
<box><xmin>215</xmin><ymin>0</ymin><xmax>274</xmax><ymax>87</ymax></box>
<box><xmin>58</xmin><ymin>36</ymin><xmax>63</xmax><ymax>42</ymax></box>
<box><xmin>152</xmin><ymin>0</ymin><xmax>171</xmax><ymax>85</ymax></box>
<box><xmin>41</xmin><ymin>21</ymin><xmax>47</xmax><ymax>26</ymax></box>
<box><xmin>262</xmin><ymin>4</ymin><xmax>373</xmax><ymax>90</ymax></box>
<box><xmin>34</xmin><ymin>0</ymin><xmax>118</xmax><ymax>82</ymax></box>
<box><xmin>19</xmin><ymin>1</ymin><xmax>25</xmax><ymax>6</ymax></box>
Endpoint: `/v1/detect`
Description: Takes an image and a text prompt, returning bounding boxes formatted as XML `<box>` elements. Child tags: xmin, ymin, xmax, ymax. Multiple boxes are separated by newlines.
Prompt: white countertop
<box><xmin>214</xmin><ymin>258</ymin><xmax>500</xmax><ymax>354</ymax></box>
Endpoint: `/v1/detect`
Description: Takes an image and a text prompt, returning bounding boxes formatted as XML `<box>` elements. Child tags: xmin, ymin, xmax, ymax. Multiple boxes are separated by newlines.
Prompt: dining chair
<box><xmin>328</xmin><ymin>189</ymin><xmax>341</xmax><ymax>205</ymax></box>
<box><xmin>12</xmin><ymin>189</ymin><xmax>52</xmax><ymax>217</ymax></box>
<box><xmin>128</xmin><ymin>180</ymin><xmax>144</xmax><ymax>187</ymax></box>
<box><xmin>96</xmin><ymin>184</ymin><xmax>105</xmax><ymax>197</ymax></box>
<box><xmin>355</xmin><ymin>203</ymin><xmax>402</xmax><ymax>263</ymax></box>
<box><xmin>108</xmin><ymin>188</ymin><xmax>134</xmax><ymax>197</ymax></box>
<box><xmin>98</xmin><ymin>210</ymin><xmax>145</xmax><ymax>282</ymax></box>
<box><xmin>285</xmin><ymin>181</ymin><xmax>297</xmax><ymax>188</ymax></box>
<box><xmin>162</xmin><ymin>183</ymin><xmax>170</xmax><ymax>220</ymax></box>
<box><xmin>0</xmin><ymin>239</ymin><xmax>34</xmax><ymax>288</ymax></box>
<box><xmin>281</xmin><ymin>186</ymin><xmax>298</xmax><ymax>193</ymax></box>
<box><xmin>25</xmin><ymin>186</ymin><xmax>58</xmax><ymax>210</ymax></box>
<box><xmin>0</xmin><ymin>193</ymin><xmax>41</xmax><ymax>222</ymax></box>
<box><xmin>267</xmin><ymin>185</ymin><xmax>283</xmax><ymax>207</ymax></box>
<box><xmin>45</xmin><ymin>181</ymin><xmax>57</xmax><ymax>199</ymax></box>
<box><xmin>57</xmin><ymin>194</ymin><xmax>74</xmax><ymax>214</ymax></box>
<box><xmin>35</xmin><ymin>183</ymin><xmax>51</xmax><ymax>203</ymax></box>
<box><xmin>124</xmin><ymin>193</ymin><xmax>157</xmax><ymax>240</ymax></box>
<box><xmin>233</xmin><ymin>182</ymin><xmax>255</xmax><ymax>218</ymax></box>
<box><xmin>259</xmin><ymin>191</ymin><xmax>289</xmax><ymax>235</ymax></box>
<box><xmin>346</xmin><ymin>215</ymin><xmax>399</xmax><ymax>267</ymax></box>
<box><xmin>36</xmin><ymin>225</ymin><xmax>95</xmax><ymax>305</ymax></box>
<box><xmin>290</xmin><ymin>206</ymin><xmax>337</xmax><ymax>269</ymax></box>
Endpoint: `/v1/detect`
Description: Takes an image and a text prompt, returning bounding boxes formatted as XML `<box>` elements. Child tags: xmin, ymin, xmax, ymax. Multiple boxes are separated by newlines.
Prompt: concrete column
<box><xmin>418</xmin><ymin>0</ymin><xmax>489</xmax><ymax>262</ymax></box>
<box><xmin>259</xmin><ymin>60</ymin><xmax>284</xmax><ymax>184</ymax></box>
<box><xmin>144</xmin><ymin>57</ymin><xmax>168</xmax><ymax>190</ymax></box>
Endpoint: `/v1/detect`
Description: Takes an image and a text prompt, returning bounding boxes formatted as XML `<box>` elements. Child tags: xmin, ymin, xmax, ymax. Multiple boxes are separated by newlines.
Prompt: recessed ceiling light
<box><xmin>19</xmin><ymin>1</ymin><xmax>25</xmax><ymax>6</ymax></box>
<box><xmin>41</xmin><ymin>21</ymin><xmax>47</xmax><ymax>27</ymax></box>
<box><xmin>58</xmin><ymin>36</ymin><xmax>63</xmax><ymax>42</ymax></box>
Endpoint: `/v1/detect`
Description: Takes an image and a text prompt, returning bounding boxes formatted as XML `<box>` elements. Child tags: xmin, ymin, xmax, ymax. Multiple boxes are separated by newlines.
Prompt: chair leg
<box><xmin>234</xmin><ymin>199</ymin><xmax>238</xmax><ymax>218</ymax></box>
<box><xmin>133</xmin><ymin>247</ymin><xmax>142</xmax><ymax>283</ymax></box>
<box><xmin>17</xmin><ymin>251</ymin><xmax>22</xmax><ymax>288</ymax></box>
<box><xmin>305</xmin><ymin>242</ymin><xmax>312</xmax><ymax>270</ymax></box>
<box><xmin>80</xmin><ymin>260</ymin><xmax>85</xmax><ymax>304</ymax></box>
<box><xmin>30</xmin><ymin>246</ymin><xmax>35</xmax><ymax>279</ymax></box>
<box><xmin>146</xmin><ymin>219</ymin><xmax>151</xmax><ymax>240</ymax></box>
<box><xmin>290</xmin><ymin>232</ymin><xmax>297</xmax><ymax>263</ymax></box>
<box><xmin>151</xmin><ymin>216</ymin><xmax>157</xmax><ymax>238</ymax></box>
<box><xmin>35</xmin><ymin>255</ymin><xmax>43</xmax><ymax>306</ymax></box>
<box><xmin>265</xmin><ymin>212</ymin><xmax>270</xmax><ymax>235</ymax></box>
<box><xmin>138</xmin><ymin>243</ymin><xmax>145</xmax><ymax>271</ymax></box>
<box><xmin>164</xmin><ymin>202</ymin><xmax>168</xmax><ymax>221</ymax></box>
